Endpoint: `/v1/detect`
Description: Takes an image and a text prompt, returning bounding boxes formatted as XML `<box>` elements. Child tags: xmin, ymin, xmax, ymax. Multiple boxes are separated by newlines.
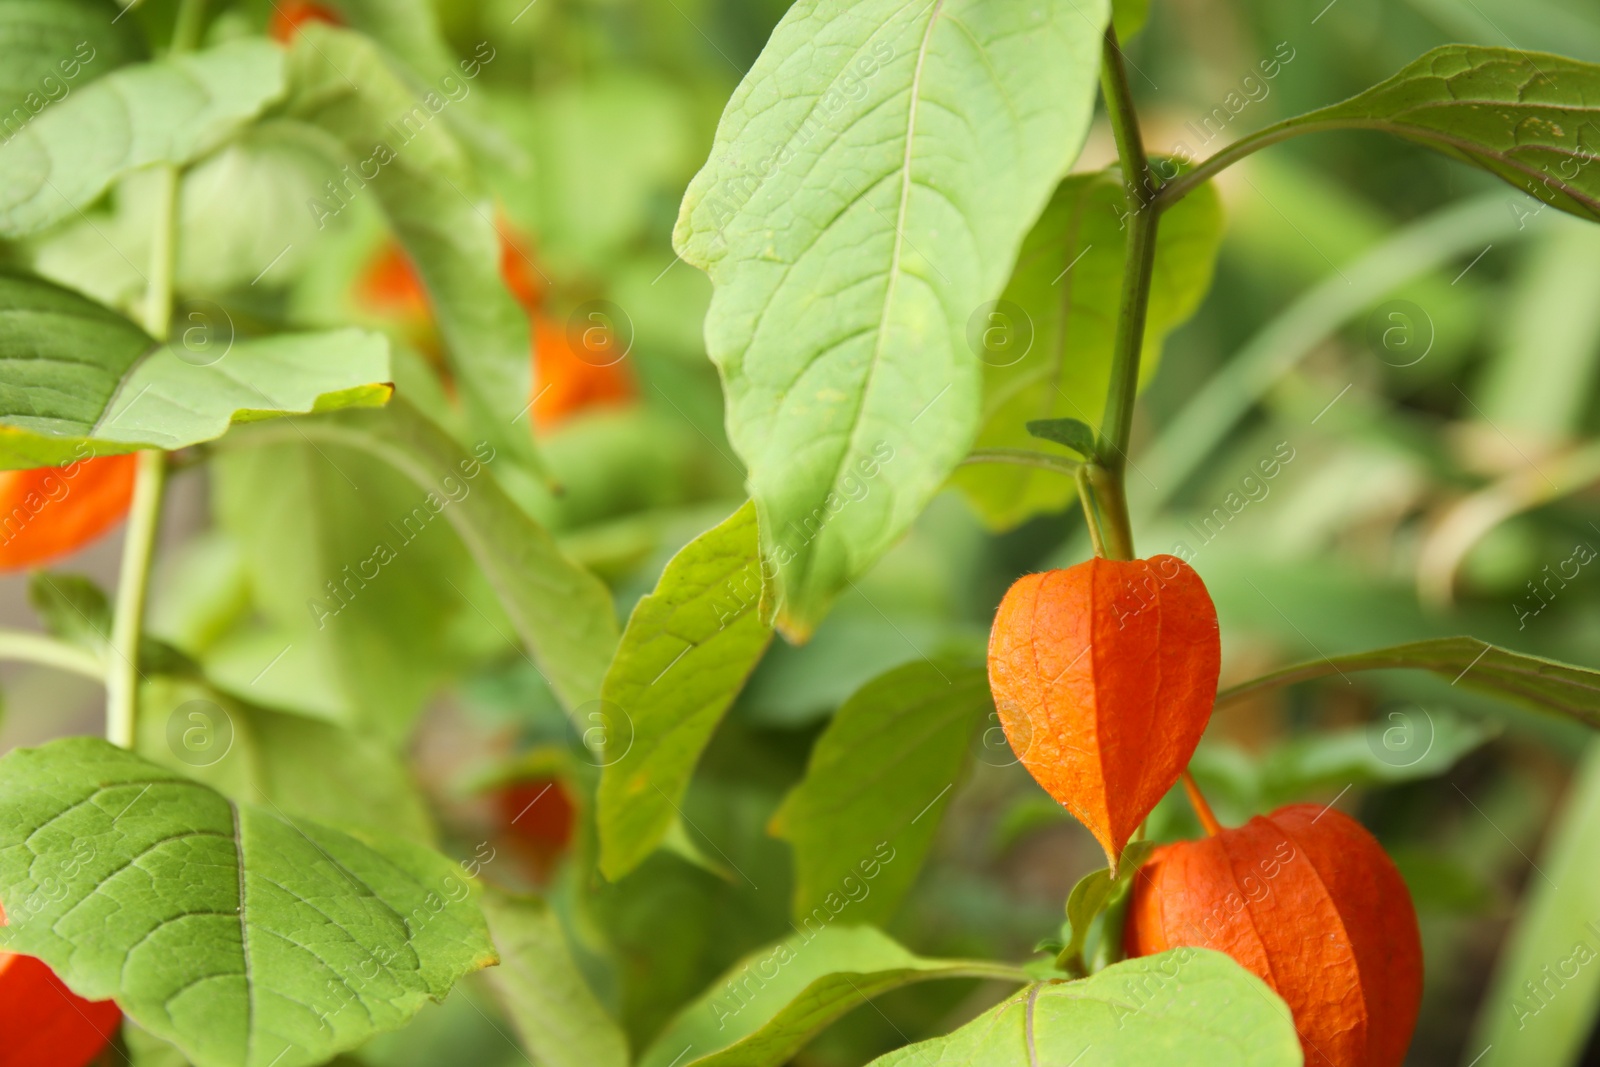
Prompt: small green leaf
<box><xmin>221</xmin><ymin>398</ymin><xmax>619</xmax><ymax>717</ymax></box>
<box><xmin>1469</xmin><ymin>742</ymin><xmax>1600</xmax><ymax>1065</ymax></box>
<box><xmin>868</xmin><ymin>949</ymin><xmax>1301</xmax><ymax>1066</ymax></box>
<box><xmin>770</xmin><ymin>657</ymin><xmax>990</xmax><ymax>926</ymax></box>
<box><xmin>638</xmin><ymin>925</ymin><xmax>1028</xmax><ymax>1067</ymax></box>
<box><xmin>675</xmin><ymin>0</ymin><xmax>1110</xmax><ymax>638</ymax></box>
<box><xmin>282</xmin><ymin>26</ymin><xmax>538</xmax><ymax>475</ymax></box>
<box><xmin>1057</xmin><ymin>841</ymin><xmax>1156</xmax><ymax>977</ymax></box>
<box><xmin>0</xmin><ymin>39</ymin><xmax>285</xmax><ymax>237</ymax></box>
<box><xmin>1257</xmin><ymin>710</ymin><xmax>1496</xmax><ymax>802</ymax></box>
<box><xmin>951</xmin><ymin>167</ymin><xmax>1223</xmax><ymax>530</ymax></box>
<box><xmin>597</xmin><ymin>501</ymin><xmax>773</xmax><ymax>880</ymax></box>
<box><xmin>0</xmin><ymin>270</ymin><xmax>392</xmax><ymax>468</ymax></box>
<box><xmin>28</xmin><ymin>570</ymin><xmax>111</xmax><ymax>649</ymax></box>
<box><xmin>0</xmin><ymin>738</ymin><xmax>497</xmax><ymax>1067</ymax></box>
<box><xmin>479</xmin><ymin>888</ymin><xmax>630</xmax><ymax>1067</ymax></box>
<box><xmin>1218</xmin><ymin>636</ymin><xmax>1600</xmax><ymax>727</ymax></box>
<box><xmin>1025</xmin><ymin>417</ymin><xmax>1099</xmax><ymax>458</ymax></box>
<box><xmin>1273</xmin><ymin>46</ymin><xmax>1600</xmax><ymax>223</ymax></box>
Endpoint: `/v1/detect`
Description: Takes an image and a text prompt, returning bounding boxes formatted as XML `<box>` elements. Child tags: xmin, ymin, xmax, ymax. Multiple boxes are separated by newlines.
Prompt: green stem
<box><xmin>105</xmin><ymin>449</ymin><xmax>166</xmax><ymax>748</ymax></box>
<box><xmin>1092</xmin><ymin>26</ymin><xmax>1159</xmax><ymax>562</ymax></box>
<box><xmin>170</xmin><ymin>0</ymin><xmax>209</xmax><ymax>53</ymax></box>
<box><xmin>1154</xmin><ymin>118</ymin><xmax>1378</xmax><ymax>213</ymax></box>
<box><xmin>0</xmin><ymin>630</ymin><xmax>103</xmax><ymax>682</ymax></box>
<box><xmin>1074</xmin><ymin>464</ymin><xmax>1108</xmax><ymax>559</ymax></box>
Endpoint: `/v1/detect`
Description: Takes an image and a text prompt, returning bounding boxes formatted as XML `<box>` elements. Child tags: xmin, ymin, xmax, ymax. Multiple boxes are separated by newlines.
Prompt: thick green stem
<box><xmin>105</xmin><ymin>450</ymin><xmax>166</xmax><ymax>748</ymax></box>
<box><xmin>170</xmin><ymin>0</ymin><xmax>209</xmax><ymax>53</ymax></box>
<box><xmin>0</xmin><ymin>630</ymin><xmax>103</xmax><ymax>682</ymax></box>
<box><xmin>1092</xmin><ymin>26</ymin><xmax>1159</xmax><ymax>562</ymax></box>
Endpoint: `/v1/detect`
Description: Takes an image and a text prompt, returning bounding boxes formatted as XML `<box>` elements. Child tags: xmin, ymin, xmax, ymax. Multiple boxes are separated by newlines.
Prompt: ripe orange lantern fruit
<box><xmin>1123</xmin><ymin>803</ymin><xmax>1424</xmax><ymax>1067</ymax></box>
<box><xmin>494</xmin><ymin>776</ymin><xmax>578</xmax><ymax>883</ymax></box>
<box><xmin>0</xmin><ymin>904</ymin><xmax>122</xmax><ymax>1067</ymax></box>
<box><xmin>0</xmin><ymin>455</ymin><xmax>138</xmax><ymax>572</ymax></box>
<box><xmin>987</xmin><ymin>555</ymin><xmax>1220</xmax><ymax>868</ymax></box>
<box><xmin>530</xmin><ymin>313</ymin><xmax>634</xmax><ymax>431</ymax></box>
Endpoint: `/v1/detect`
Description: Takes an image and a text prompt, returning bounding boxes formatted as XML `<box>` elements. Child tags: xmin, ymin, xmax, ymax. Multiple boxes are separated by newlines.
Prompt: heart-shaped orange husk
<box><xmin>1123</xmin><ymin>804</ymin><xmax>1424</xmax><ymax>1067</ymax></box>
<box><xmin>0</xmin><ymin>902</ymin><xmax>122</xmax><ymax>1067</ymax></box>
<box><xmin>987</xmin><ymin>555</ymin><xmax>1220</xmax><ymax>867</ymax></box>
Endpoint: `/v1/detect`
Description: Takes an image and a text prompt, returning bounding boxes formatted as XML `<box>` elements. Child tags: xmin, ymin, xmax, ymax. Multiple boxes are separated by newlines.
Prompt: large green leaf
<box><xmin>1217</xmin><ymin>636</ymin><xmax>1600</xmax><ymax>727</ymax></box>
<box><xmin>1263</xmin><ymin>45</ymin><xmax>1600</xmax><ymax>223</ymax></box>
<box><xmin>770</xmin><ymin>657</ymin><xmax>989</xmax><ymax>926</ymax></box>
<box><xmin>597</xmin><ymin>501</ymin><xmax>773</xmax><ymax>879</ymax></box>
<box><xmin>638</xmin><ymin>926</ymin><xmax>1028</xmax><ymax>1067</ymax></box>
<box><xmin>0</xmin><ymin>269</ymin><xmax>392</xmax><ymax>468</ymax></box>
<box><xmin>869</xmin><ymin>949</ymin><xmax>1301</xmax><ymax>1066</ymax></box>
<box><xmin>221</xmin><ymin>398</ymin><xmax>619</xmax><ymax>715</ymax></box>
<box><xmin>951</xmin><ymin>167</ymin><xmax>1223</xmax><ymax>529</ymax></box>
<box><xmin>1468</xmin><ymin>741</ymin><xmax>1600</xmax><ymax>1066</ymax></box>
<box><xmin>0</xmin><ymin>738</ymin><xmax>496</xmax><ymax>1067</ymax></box>
<box><xmin>674</xmin><ymin>0</ymin><xmax>1110</xmax><ymax>639</ymax></box>
<box><xmin>282</xmin><ymin>26</ymin><xmax>537</xmax><ymax>472</ymax></box>
<box><xmin>0</xmin><ymin>0</ymin><xmax>143</xmax><ymax>116</ymax></box>
<box><xmin>0</xmin><ymin>38</ymin><xmax>284</xmax><ymax>237</ymax></box>
<box><xmin>479</xmin><ymin>888</ymin><xmax>630</xmax><ymax>1067</ymax></box>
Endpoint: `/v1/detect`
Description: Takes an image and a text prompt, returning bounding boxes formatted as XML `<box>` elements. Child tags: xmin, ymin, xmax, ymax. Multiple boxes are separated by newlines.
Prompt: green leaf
<box><xmin>1112</xmin><ymin>0</ymin><xmax>1153</xmax><ymax>39</ymax></box>
<box><xmin>866</xmin><ymin>949</ymin><xmax>1300</xmax><ymax>1065</ymax></box>
<box><xmin>133</xmin><ymin>676</ymin><xmax>435</xmax><ymax>843</ymax></box>
<box><xmin>221</xmin><ymin>398</ymin><xmax>619</xmax><ymax>716</ymax></box>
<box><xmin>479</xmin><ymin>888</ymin><xmax>630</xmax><ymax>1067</ymax></box>
<box><xmin>1057</xmin><ymin>841</ymin><xmax>1157</xmax><ymax>978</ymax></box>
<box><xmin>1256</xmin><ymin>711</ymin><xmax>1496</xmax><ymax>801</ymax></box>
<box><xmin>1271</xmin><ymin>45</ymin><xmax>1600</xmax><ymax>223</ymax></box>
<box><xmin>1217</xmin><ymin>636</ymin><xmax>1600</xmax><ymax>727</ymax></box>
<box><xmin>638</xmin><ymin>925</ymin><xmax>1028</xmax><ymax>1067</ymax></box>
<box><xmin>597</xmin><ymin>501</ymin><xmax>773</xmax><ymax>879</ymax></box>
<box><xmin>1025</xmin><ymin>417</ymin><xmax>1098</xmax><ymax>459</ymax></box>
<box><xmin>675</xmin><ymin>0</ymin><xmax>1110</xmax><ymax>638</ymax></box>
<box><xmin>0</xmin><ymin>0</ymin><xmax>144</xmax><ymax>116</ymax></box>
<box><xmin>0</xmin><ymin>269</ymin><xmax>393</xmax><ymax>468</ymax></box>
<box><xmin>28</xmin><ymin>570</ymin><xmax>111</xmax><ymax>649</ymax></box>
<box><xmin>282</xmin><ymin>26</ymin><xmax>538</xmax><ymax>474</ymax></box>
<box><xmin>0</xmin><ymin>738</ymin><xmax>497</xmax><ymax>1067</ymax></box>
<box><xmin>0</xmin><ymin>38</ymin><xmax>285</xmax><ymax>237</ymax></box>
<box><xmin>1468</xmin><ymin>741</ymin><xmax>1600</xmax><ymax>1065</ymax></box>
<box><xmin>951</xmin><ymin>168</ymin><xmax>1223</xmax><ymax>530</ymax></box>
<box><xmin>770</xmin><ymin>658</ymin><xmax>990</xmax><ymax>926</ymax></box>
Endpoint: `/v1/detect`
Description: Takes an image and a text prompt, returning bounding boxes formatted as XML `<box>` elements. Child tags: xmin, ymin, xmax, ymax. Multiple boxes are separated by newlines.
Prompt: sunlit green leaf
<box><xmin>675</xmin><ymin>0</ymin><xmax>1110</xmax><ymax>638</ymax></box>
<box><xmin>596</xmin><ymin>501</ymin><xmax>771</xmax><ymax>878</ymax></box>
<box><xmin>479</xmin><ymin>888</ymin><xmax>630</xmax><ymax>1067</ymax></box>
<box><xmin>0</xmin><ymin>738</ymin><xmax>496</xmax><ymax>1067</ymax></box>
<box><xmin>639</xmin><ymin>925</ymin><xmax>1027</xmax><ymax>1067</ymax></box>
<box><xmin>771</xmin><ymin>657</ymin><xmax>989</xmax><ymax>926</ymax></box>
<box><xmin>1272</xmin><ymin>45</ymin><xmax>1600</xmax><ymax>222</ymax></box>
<box><xmin>0</xmin><ymin>39</ymin><xmax>284</xmax><ymax>237</ymax></box>
<box><xmin>1218</xmin><ymin>636</ymin><xmax>1600</xmax><ymax>727</ymax></box>
<box><xmin>0</xmin><ymin>270</ymin><xmax>392</xmax><ymax>468</ymax></box>
<box><xmin>951</xmin><ymin>168</ymin><xmax>1223</xmax><ymax>530</ymax></box>
<box><xmin>868</xmin><ymin>949</ymin><xmax>1300</xmax><ymax>1066</ymax></box>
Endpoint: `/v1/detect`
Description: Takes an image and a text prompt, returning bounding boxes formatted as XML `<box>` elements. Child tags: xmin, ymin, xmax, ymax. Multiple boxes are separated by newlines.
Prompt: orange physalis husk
<box><xmin>530</xmin><ymin>313</ymin><xmax>634</xmax><ymax>431</ymax></box>
<box><xmin>0</xmin><ymin>455</ymin><xmax>138</xmax><ymax>572</ymax></box>
<box><xmin>1123</xmin><ymin>803</ymin><xmax>1424</xmax><ymax>1067</ymax></box>
<box><xmin>495</xmin><ymin>775</ymin><xmax>578</xmax><ymax>884</ymax></box>
<box><xmin>0</xmin><ymin>904</ymin><xmax>122</xmax><ymax>1067</ymax></box>
<box><xmin>987</xmin><ymin>555</ymin><xmax>1220</xmax><ymax>869</ymax></box>
<box><xmin>269</xmin><ymin>0</ymin><xmax>343</xmax><ymax>42</ymax></box>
